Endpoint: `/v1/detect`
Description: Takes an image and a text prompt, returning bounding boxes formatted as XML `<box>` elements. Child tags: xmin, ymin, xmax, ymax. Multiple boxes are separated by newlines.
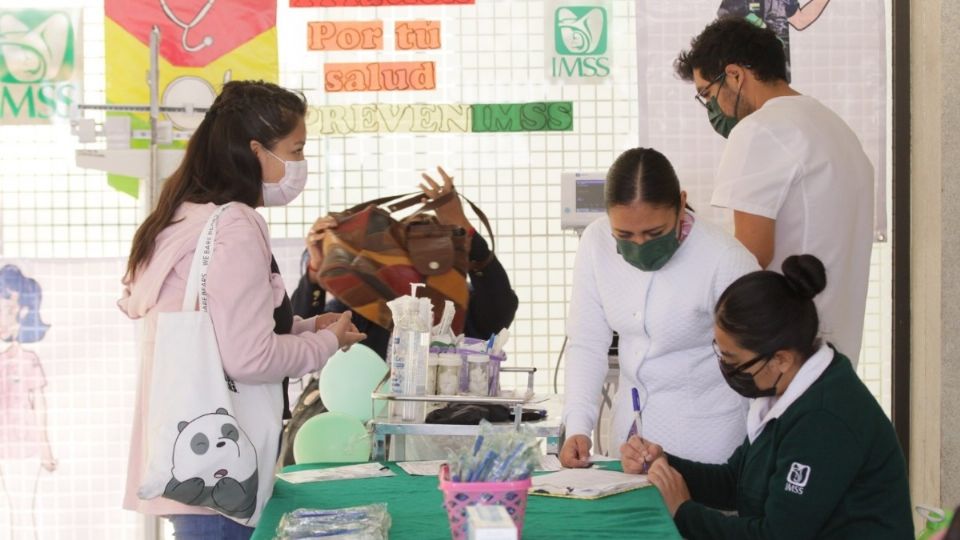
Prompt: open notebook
<box><xmin>529</xmin><ymin>468</ymin><xmax>650</xmax><ymax>500</ymax></box>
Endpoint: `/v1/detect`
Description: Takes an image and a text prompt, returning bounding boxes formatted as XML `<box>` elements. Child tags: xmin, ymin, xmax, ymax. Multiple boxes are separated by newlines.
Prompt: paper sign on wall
<box><xmin>309</xmin><ymin>21</ymin><xmax>384</xmax><ymax>51</ymax></box>
<box><xmin>0</xmin><ymin>8</ymin><xmax>83</xmax><ymax>125</ymax></box>
<box><xmin>545</xmin><ymin>0</ymin><xmax>612</xmax><ymax>84</ymax></box>
<box><xmin>292</xmin><ymin>0</ymin><xmax>473</xmax><ymax>7</ymax></box>
<box><xmin>103</xmin><ymin>0</ymin><xmax>278</xmax><ymax>197</ymax></box>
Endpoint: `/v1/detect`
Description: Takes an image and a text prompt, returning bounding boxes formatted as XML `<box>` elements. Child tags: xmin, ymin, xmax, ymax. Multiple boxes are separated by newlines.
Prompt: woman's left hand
<box><xmin>315</xmin><ymin>312</ymin><xmax>360</xmax><ymax>335</ymax></box>
<box><xmin>419</xmin><ymin>166</ymin><xmax>471</xmax><ymax>230</ymax></box>
<box><xmin>647</xmin><ymin>456</ymin><xmax>690</xmax><ymax>516</ymax></box>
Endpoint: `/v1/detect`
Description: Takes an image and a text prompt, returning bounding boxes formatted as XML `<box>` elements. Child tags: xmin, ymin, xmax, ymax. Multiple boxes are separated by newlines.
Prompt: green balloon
<box><xmin>318</xmin><ymin>343</ymin><xmax>388</xmax><ymax>421</ymax></box>
<box><xmin>293</xmin><ymin>411</ymin><xmax>371</xmax><ymax>464</ymax></box>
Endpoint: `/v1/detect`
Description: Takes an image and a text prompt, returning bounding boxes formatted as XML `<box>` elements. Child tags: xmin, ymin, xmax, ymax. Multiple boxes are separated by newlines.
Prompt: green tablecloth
<box><xmin>253</xmin><ymin>462</ymin><xmax>681</xmax><ymax>539</ymax></box>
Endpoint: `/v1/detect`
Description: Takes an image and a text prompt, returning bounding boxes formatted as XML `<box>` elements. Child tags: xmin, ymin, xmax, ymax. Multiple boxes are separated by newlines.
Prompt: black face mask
<box><xmin>716</xmin><ymin>350</ymin><xmax>783</xmax><ymax>399</ymax></box>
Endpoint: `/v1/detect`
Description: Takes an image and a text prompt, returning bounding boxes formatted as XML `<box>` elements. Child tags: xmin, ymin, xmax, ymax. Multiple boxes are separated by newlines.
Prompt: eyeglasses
<box><xmin>695</xmin><ymin>73</ymin><xmax>725</xmax><ymax>108</ymax></box>
<box><xmin>712</xmin><ymin>339</ymin><xmax>770</xmax><ymax>375</ymax></box>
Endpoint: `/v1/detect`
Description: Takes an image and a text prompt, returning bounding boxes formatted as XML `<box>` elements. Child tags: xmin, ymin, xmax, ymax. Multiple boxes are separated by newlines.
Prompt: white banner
<box><xmin>545</xmin><ymin>0</ymin><xmax>614</xmax><ymax>84</ymax></box>
<box><xmin>0</xmin><ymin>8</ymin><xmax>83</xmax><ymax>125</ymax></box>
<box><xmin>636</xmin><ymin>0</ymin><xmax>887</xmax><ymax>240</ymax></box>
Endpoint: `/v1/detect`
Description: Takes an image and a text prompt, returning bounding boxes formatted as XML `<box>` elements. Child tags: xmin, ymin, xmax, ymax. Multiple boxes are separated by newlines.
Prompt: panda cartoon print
<box><xmin>163</xmin><ymin>408</ymin><xmax>259</xmax><ymax>519</ymax></box>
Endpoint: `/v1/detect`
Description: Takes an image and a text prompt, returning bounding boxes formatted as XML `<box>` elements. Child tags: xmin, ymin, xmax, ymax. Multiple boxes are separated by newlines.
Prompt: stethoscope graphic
<box><xmin>159</xmin><ymin>0</ymin><xmax>215</xmax><ymax>53</ymax></box>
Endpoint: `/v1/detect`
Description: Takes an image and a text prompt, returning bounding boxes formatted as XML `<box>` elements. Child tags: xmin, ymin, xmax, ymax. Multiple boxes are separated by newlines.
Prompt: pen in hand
<box><xmin>631</xmin><ymin>387</ymin><xmax>649</xmax><ymax>474</ymax></box>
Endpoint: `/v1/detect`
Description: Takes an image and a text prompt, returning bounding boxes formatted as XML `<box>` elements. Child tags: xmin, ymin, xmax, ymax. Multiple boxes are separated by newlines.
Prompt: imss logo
<box><xmin>784</xmin><ymin>462</ymin><xmax>811</xmax><ymax>495</ymax></box>
<box><xmin>0</xmin><ymin>10</ymin><xmax>80</xmax><ymax>121</ymax></box>
<box><xmin>550</xmin><ymin>5</ymin><xmax>610</xmax><ymax>79</ymax></box>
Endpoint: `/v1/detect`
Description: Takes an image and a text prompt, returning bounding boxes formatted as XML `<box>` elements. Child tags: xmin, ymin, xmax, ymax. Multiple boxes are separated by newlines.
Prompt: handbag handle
<box><xmin>389</xmin><ymin>191</ymin><xmax>497</xmax><ymax>254</ymax></box>
<box><xmin>181</xmin><ymin>203</ymin><xmax>235</xmax><ymax>312</ymax></box>
<box><xmin>333</xmin><ymin>190</ymin><xmax>497</xmax><ymax>253</ymax></box>
<box><xmin>335</xmin><ymin>192</ymin><xmax>421</xmax><ymax>219</ymax></box>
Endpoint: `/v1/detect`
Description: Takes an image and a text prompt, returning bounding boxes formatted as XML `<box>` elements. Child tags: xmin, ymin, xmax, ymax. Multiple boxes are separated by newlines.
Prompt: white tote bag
<box><xmin>137</xmin><ymin>203</ymin><xmax>283</xmax><ymax>526</ymax></box>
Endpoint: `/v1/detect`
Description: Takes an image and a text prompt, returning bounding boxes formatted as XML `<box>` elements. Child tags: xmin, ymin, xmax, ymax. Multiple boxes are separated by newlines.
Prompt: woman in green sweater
<box><xmin>620</xmin><ymin>254</ymin><xmax>913</xmax><ymax>539</ymax></box>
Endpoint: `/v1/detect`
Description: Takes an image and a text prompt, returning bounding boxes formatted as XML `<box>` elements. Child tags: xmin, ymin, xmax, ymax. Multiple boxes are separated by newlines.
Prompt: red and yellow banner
<box><xmin>103</xmin><ymin>0</ymin><xmax>278</xmax><ymax>196</ymax></box>
<box><xmin>292</xmin><ymin>0</ymin><xmax>472</xmax><ymax>6</ymax></box>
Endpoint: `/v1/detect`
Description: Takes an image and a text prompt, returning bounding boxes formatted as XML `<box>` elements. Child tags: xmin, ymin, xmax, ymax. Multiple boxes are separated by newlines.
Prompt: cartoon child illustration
<box><xmin>0</xmin><ymin>265</ymin><xmax>55</xmax><ymax>540</ymax></box>
<box><xmin>717</xmin><ymin>0</ymin><xmax>831</xmax><ymax>81</ymax></box>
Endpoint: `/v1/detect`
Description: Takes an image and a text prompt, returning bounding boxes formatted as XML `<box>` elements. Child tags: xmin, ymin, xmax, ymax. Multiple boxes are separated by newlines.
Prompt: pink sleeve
<box><xmin>291</xmin><ymin>316</ymin><xmax>317</xmax><ymax>335</ymax></box>
<box><xmin>204</xmin><ymin>206</ymin><xmax>339</xmax><ymax>384</ymax></box>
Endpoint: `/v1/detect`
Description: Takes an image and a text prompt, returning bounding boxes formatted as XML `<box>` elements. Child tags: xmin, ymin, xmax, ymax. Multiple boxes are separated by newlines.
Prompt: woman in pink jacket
<box><xmin>119</xmin><ymin>81</ymin><xmax>364</xmax><ymax>539</ymax></box>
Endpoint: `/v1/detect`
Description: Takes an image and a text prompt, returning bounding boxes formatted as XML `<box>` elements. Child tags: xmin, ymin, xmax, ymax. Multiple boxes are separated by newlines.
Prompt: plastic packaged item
<box><xmin>437</xmin><ymin>353</ymin><xmax>463</xmax><ymax>395</ymax></box>
<box><xmin>431</xmin><ymin>300</ymin><xmax>458</xmax><ymax>347</ymax></box>
<box><xmin>466</xmin><ymin>505</ymin><xmax>517</xmax><ymax>540</ymax></box>
<box><xmin>386</xmin><ymin>284</ymin><xmax>433</xmax><ymax>421</ymax></box>
<box><xmin>467</xmin><ymin>356</ymin><xmax>491</xmax><ymax>396</ymax></box>
<box><xmin>432</xmin><ymin>335</ymin><xmax>507</xmax><ymax>397</ymax></box>
<box><xmin>276</xmin><ymin>503</ymin><xmax>391</xmax><ymax>539</ymax></box>
<box><xmin>440</xmin><ymin>421</ymin><xmax>541</xmax><ymax>540</ymax></box>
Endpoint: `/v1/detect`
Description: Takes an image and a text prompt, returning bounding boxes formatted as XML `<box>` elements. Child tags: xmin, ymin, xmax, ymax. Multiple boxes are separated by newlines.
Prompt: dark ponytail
<box><xmin>715</xmin><ymin>254</ymin><xmax>827</xmax><ymax>361</ymax></box>
<box><xmin>125</xmin><ymin>80</ymin><xmax>307</xmax><ymax>281</ymax></box>
<box><xmin>605</xmin><ymin>147</ymin><xmax>683</xmax><ymax>210</ymax></box>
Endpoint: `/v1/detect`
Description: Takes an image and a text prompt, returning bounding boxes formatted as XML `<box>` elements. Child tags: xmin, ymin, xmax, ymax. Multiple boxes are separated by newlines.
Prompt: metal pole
<box><xmin>147</xmin><ymin>26</ymin><xmax>161</xmax><ymax>211</ymax></box>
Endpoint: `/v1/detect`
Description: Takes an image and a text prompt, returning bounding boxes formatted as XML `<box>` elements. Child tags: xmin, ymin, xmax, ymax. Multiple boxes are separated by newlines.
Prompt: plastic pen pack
<box><xmin>447</xmin><ymin>421</ymin><xmax>540</xmax><ymax>483</ymax></box>
<box><xmin>275</xmin><ymin>503</ymin><xmax>391</xmax><ymax>539</ymax></box>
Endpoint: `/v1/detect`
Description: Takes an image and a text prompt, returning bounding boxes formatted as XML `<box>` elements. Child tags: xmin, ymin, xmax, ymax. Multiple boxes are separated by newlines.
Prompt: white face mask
<box><xmin>261</xmin><ymin>149</ymin><xmax>308</xmax><ymax>207</ymax></box>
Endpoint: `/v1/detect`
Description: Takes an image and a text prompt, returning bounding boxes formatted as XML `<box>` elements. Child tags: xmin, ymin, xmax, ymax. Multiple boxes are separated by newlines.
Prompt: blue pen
<box><xmin>631</xmin><ymin>387</ymin><xmax>649</xmax><ymax>474</ymax></box>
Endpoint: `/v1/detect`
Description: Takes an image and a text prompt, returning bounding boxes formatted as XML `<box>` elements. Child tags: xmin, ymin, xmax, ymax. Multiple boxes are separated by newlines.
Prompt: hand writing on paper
<box><xmin>620</xmin><ymin>435</ymin><xmax>663</xmax><ymax>475</ymax></box>
<box><xmin>326</xmin><ymin>311</ymin><xmax>366</xmax><ymax>351</ymax></box>
<box><xmin>647</xmin><ymin>457</ymin><xmax>691</xmax><ymax>517</ymax></box>
<box><xmin>305</xmin><ymin>215</ymin><xmax>338</xmax><ymax>284</ymax></box>
<box><xmin>419</xmin><ymin>166</ymin><xmax>471</xmax><ymax>230</ymax></box>
<box><xmin>559</xmin><ymin>434</ymin><xmax>592</xmax><ymax>468</ymax></box>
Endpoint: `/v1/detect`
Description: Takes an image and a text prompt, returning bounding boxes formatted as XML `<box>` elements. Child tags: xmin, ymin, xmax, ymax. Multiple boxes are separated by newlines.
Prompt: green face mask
<box><xmin>616</xmin><ymin>223</ymin><xmax>681</xmax><ymax>272</ymax></box>
<box><xmin>707</xmin><ymin>95</ymin><xmax>739</xmax><ymax>139</ymax></box>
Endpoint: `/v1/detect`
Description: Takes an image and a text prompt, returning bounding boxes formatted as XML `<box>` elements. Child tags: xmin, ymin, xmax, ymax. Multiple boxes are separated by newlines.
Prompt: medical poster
<box><xmin>103</xmin><ymin>0</ymin><xmax>278</xmax><ymax>197</ymax></box>
<box><xmin>635</xmin><ymin>0</ymin><xmax>888</xmax><ymax>239</ymax></box>
<box><xmin>291</xmin><ymin>0</ymin><xmax>474</xmax><ymax>6</ymax></box>
<box><xmin>0</xmin><ymin>8</ymin><xmax>82</xmax><ymax>125</ymax></box>
<box><xmin>545</xmin><ymin>0</ymin><xmax>613</xmax><ymax>84</ymax></box>
<box><xmin>0</xmin><ymin>259</ymin><xmax>143</xmax><ymax>538</ymax></box>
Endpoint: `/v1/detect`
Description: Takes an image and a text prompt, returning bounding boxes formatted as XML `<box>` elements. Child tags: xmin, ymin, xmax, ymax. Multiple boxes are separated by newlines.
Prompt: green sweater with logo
<box><xmin>670</xmin><ymin>354</ymin><xmax>913</xmax><ymax>539</ymax></box>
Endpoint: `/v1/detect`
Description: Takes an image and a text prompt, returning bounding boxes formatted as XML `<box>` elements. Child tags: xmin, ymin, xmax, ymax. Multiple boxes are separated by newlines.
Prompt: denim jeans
<box><xmin>168</xmin><ymin>514</ymin><xmax>254</xmax><ymax>540</ymax></box>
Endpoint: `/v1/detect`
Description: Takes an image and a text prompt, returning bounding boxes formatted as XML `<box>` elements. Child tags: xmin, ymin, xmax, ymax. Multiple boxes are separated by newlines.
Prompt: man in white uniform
<box><xmin>674</xmin><ymin>17</ymin><xmax>873</xmax><ymax>364</ymax></box>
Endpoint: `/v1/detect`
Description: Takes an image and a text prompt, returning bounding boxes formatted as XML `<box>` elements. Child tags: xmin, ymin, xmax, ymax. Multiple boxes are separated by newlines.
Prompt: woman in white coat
<box><xmin>560</xmin><ymin>147</ymin><xmax>759</xmax><ymax>467</ymax></box>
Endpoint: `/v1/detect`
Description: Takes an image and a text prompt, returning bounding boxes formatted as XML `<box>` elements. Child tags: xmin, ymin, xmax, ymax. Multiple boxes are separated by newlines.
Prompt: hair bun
<box><xmin>781</xmin><ymin>254</ymin><xmax>826</xmax><ymax>300</ymax></box>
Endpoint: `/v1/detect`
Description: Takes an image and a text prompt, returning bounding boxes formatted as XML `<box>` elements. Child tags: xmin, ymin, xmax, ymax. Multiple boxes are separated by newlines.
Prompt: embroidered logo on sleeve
<box><xmin>784</xmin><ymin>462</ymin><xmax>811</xmax><ymax>495</ymax></box>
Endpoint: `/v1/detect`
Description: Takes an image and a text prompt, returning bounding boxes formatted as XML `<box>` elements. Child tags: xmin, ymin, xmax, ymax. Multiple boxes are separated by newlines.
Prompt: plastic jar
<box><xmin>467</xmin><ymin>355</ymin><xmax>491</xmax><ymax>396</ymax></box>
<box><xmin>436</xmin><ymin>353</ymin><xmax>463</xmax><ymax>396</ymax></box>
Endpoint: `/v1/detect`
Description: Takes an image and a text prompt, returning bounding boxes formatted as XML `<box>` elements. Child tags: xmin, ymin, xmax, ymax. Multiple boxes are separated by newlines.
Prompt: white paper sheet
<box><xmin>276</xmin><ymin>463</ymin><xmax>395</xmax><ymax>484</ymax></box>
<box><xmin>397</xmin><ymin>460</ymin><xmax>447</xmax><ymax>476</ymax></box>
<box><xmin>530</xmin><ymin>468</ymin><xmax>649</xmax><ymax>499</ymax></box>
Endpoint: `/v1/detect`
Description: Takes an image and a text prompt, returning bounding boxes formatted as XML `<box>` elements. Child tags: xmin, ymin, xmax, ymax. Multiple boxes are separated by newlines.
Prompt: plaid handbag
<box><xmin>317</xmin><ymin>192</ymin><xmax>493</xmax><ymax>334</ymax></box>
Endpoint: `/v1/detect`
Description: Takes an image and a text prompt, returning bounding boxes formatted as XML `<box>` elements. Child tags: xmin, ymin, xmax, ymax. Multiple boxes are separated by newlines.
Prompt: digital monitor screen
<box><xmin>575</xmin><ymin>178</ymin><xmax>606</xmax><ymax>213</ymax></box>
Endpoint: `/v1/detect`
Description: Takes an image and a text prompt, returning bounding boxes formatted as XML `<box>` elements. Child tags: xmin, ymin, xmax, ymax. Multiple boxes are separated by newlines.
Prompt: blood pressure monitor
<box><xmin>560</xmin><ymin>171</ymin><xmax>608</xmax><ymax>230</ymax></box>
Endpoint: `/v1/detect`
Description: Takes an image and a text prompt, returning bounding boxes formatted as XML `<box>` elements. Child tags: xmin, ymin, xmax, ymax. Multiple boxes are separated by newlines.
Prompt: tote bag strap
<box><xmin>181</xmin><ymin>203</ymin><xmax>235</xmax><ymax>313</ymax></box>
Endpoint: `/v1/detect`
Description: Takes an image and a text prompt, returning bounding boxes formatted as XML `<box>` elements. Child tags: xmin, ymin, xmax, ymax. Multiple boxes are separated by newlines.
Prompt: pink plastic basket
<box><xmin>438</xmin><ymin>464</ymin><xmax>531</xmax><ymax>540</ymax></box>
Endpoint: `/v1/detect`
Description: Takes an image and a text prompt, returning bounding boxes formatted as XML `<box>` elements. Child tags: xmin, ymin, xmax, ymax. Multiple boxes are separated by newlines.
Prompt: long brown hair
<box><xmin>125</xmin><ymin>80</ymin><xmax>307</xmax><ymax>281</ymax></box>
